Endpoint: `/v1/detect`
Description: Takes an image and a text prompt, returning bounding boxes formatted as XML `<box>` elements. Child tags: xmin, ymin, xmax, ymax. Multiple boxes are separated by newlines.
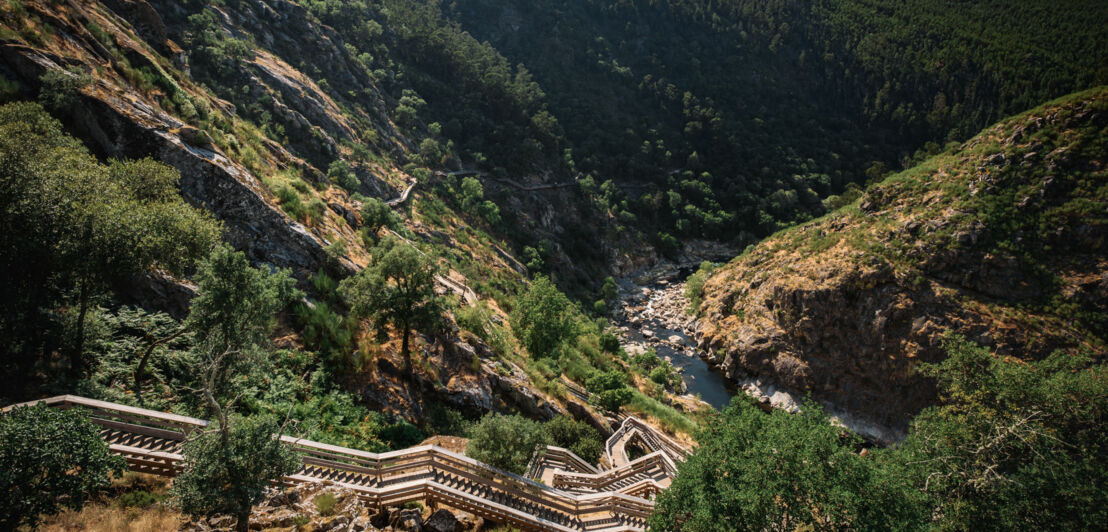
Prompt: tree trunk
<box><xmin>134</xmin><ymin>328</ymin><xmax>185</xmax><ymax>404</ymax></box>
<box><xmin>71</xmin><ymin>281</ymin><xmax>91</xmax><ymax>377</ymax></box>
<box><xmin>236</xmin><ymin>508</ymin><xmax>250</xmax><ymax>532</ymax></box>
<box><xmin>400</xmin><ymin>323</ymin><xmax>411</xmax><ymax>373</ymax></box>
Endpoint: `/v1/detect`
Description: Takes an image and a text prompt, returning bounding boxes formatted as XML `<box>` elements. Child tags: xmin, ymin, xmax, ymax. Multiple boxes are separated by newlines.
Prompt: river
<box><xmin>614</xmin><ymin>278</ymin><xmax>735</xmax><ymax>410</ymax></box>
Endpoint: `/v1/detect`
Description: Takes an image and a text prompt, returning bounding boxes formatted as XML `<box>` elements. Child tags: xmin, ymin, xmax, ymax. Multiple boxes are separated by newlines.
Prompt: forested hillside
<box><xmin>695</xmin><ymin>87</ymin><xmax>1108</xmax><ymax>436</ymax></box>
<box><xmin>1</xmin><ymin>0</ymin><xmax>1106</xmax><ymax>530</ymax></box>
<box><xmin>447</xmin><ymin>0</ymin><xmax>1108</xmax><ymax>243</ymax></box>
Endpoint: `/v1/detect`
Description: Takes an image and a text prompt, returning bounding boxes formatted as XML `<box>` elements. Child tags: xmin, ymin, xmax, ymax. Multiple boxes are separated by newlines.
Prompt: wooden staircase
<box><xmin>4</xmin><ymin>395</ymin><xmax>691</xmax><ymax>531</ymax></box>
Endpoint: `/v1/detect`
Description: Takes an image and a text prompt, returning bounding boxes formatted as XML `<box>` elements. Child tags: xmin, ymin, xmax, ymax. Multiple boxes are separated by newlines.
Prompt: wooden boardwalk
<box><xmin>4</xmin><ymin>395</ymin><xmax>690</xmax><ymax>531</ymax></box>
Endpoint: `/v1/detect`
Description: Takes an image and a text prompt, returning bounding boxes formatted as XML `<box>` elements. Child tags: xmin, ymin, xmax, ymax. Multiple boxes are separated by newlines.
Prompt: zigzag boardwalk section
<box><xmin>4</xmin><ymin>395</ymin><xmax>690</xmax><ymax>532</ymax></box>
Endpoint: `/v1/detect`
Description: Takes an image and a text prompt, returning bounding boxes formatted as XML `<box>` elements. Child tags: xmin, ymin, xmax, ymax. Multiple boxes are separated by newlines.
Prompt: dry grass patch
<box><xmin>37</xmin><ymin>502</ymin><xmax>186</xmax><ymax>532</ymax></box>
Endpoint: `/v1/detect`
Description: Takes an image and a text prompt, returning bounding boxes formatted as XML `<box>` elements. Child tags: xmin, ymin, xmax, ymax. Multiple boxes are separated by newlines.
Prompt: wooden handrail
<box><xmin>4</xmin><ymin>396</ymin><xmax>680</xmax><ymax>532</ymax></box>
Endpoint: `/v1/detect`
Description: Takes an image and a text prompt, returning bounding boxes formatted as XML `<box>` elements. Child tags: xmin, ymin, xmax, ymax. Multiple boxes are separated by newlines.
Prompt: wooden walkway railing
<box><xmin>3</xmin><ymin>395</ymin><xmax>689</xmax><ymax>532</ymax></box>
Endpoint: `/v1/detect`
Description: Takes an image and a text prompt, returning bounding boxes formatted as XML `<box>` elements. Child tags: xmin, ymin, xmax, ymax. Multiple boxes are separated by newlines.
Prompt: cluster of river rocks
<box><xmin>613</xmin><ymin>277</ymin><xmax>808</xmax><ymax>415</ymax></box>
<box><xmin>614</xmin><ymin>281</ymin><xmax>699</xmax><ymax>360</ymax></box>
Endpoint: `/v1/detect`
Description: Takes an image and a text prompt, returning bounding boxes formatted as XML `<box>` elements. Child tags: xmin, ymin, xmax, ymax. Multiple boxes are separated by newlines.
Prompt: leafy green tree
<box><xmin>650</xmin><ymin>398</ymin><xmax>923</xmax><ymax>531</ymax></box>
<box><xmin>339</xmin><ymin>237</ymin><xmax>444</xmax><ymax>369</ymax></box>
<box><xmin>186</xmin><ymin>244</ymin><xmax>300</xmax><ymax>417</ymax></box>
<box><xmin>173</xmin><ymin>247</ymin><xmax>302</xmax><ymax>532</ymax></box>
<box><xmin>597</xmin><ymin>388</ymin><xmax>632</xmax><ymax>412</ymax></box>
<box><xmin>896</xmin><ymin>335</ymin><xmax>1108</xmax><ymax>531</ymax></box>
<box><xmin>585</xmin><ymin>369</ymin><xmax>626</xmax><ymax>394</ymax></box>
<box><xmin>601</xmin><ymin>276</ymin><xmax>619</xmax><ymax>300</ymax></box>
<box><xmin>172</xmin><ymin>414</ymin><xmax>301</xmax><ymax>532</ymax></box>
<box><xmin>0</xmin><ymin>403</ymin><xmax>126</xmax><ymax>529</ymax></box>
<box><xmin>456</xmin><ymin>176</ymin><xmax>500</xmax><ymax>225</ymax></box>
<box><xmin>38</xmin><ymin>67</ymin><xmax>92</xmax><ymax>111</ymax></box>
<box><xmin>521</xmin><ymin>245</ymin><xmax>544</xmax><ymax>271</ymax></box>
<box><xmin>465</xmin><ymin>413</ymin><xmax>551</xmax><ymax>475</ymax></box>
<box><xmin>546</xmin><ymin>415</ymin><xmax>604</xmax><ymax>463</ymax></box>
<box><xmin>510</xmin><ymin>275</ymin><xmax>577</xmax><ymax>359</ymax></box>
<box><xmin>0</xmin><ymin>103</ymin><xmax>219</xmax><ymax>384</ymax></box>
<box><xmin>586</xmin><ymin>370</ymin><xmax>633</xmax><ymax>411</ymax></box>
<box><xmin>327</xmin><ymin>159</ymin><xmax>359</xmax><ymax>192</ymax></box>
<box><xmin>359</xmin><ymin>196</ymin><xmax>400</xmax><ymax>238</ymax></box>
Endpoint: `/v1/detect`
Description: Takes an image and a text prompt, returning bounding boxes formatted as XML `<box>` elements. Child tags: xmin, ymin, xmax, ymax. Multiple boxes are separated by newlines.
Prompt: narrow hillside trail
<box><xmin>613</xmin><ymin>277</ymin><xmax>735</xmax><ymax>410</ymax></box>
<box><xmin>385</xmin><ymin>180</ymin><xmax>417</xmax><ymax>206</ymax></box>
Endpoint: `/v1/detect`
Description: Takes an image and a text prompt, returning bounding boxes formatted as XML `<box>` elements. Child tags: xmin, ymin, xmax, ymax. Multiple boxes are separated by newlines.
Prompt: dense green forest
<box><xmin>444</xmin><ymin>0</ymin><xmax>1108</xmax><ymax>243</ymax></box>
<box><xmin>1</xmin><ymin>0</ymin><xmax>1106</xmax><ymax>529</ymax></box>
<box><xmin>651</xmin><ymin>335</ymin><xmax>1108</xmax><ymax>531</ymax></box>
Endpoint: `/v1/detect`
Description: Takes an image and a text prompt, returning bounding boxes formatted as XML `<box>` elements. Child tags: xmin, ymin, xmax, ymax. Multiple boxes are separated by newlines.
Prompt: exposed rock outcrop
<box><xmin>180</xmin><ymin>483</ymin><xmax>484</xmax><ymax>532</ymax></box>
<box><xmin>695</xmin><ymin>89</ymin><xmax>1108</xmax><ymax>440</ymax></box>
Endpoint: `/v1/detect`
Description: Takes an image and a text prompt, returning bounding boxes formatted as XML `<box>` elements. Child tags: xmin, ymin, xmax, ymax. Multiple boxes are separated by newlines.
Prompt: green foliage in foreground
<box><xmin>651</xmin><ymin>334</ymin><xmax>1108</xmax><ymax>531</ymax></box>
<box><xmin>545</xmin><ymin>415</ymin><xmax>604</xmax><ymax>464</ymax></box>
<box><xmin>510</xmin><ymin>275</ymin><xmax>578</xmax><ymax>359</ymax></box>
<box><xmin>465</xmin><ymin>413</ymin><xmax>550</xmax><ymax>475</ymax></box>
<box><xmin>464</xmin><ymin>413</ymin><xmax>606</xmax><ymax>472</ymax></box>
<box><xmin>0</xmin><ymin>403</ymin><xmax>126</xmax><ymax>529</ymax></box>
<box><xmin>340</xmin><ymin>237</ymin><xmax>445</xmax><ymax>367</ymax></box>
<box><xmin>897</xmin><ymin>335</ymin><xmax>1108</xmax><ymax>531</ymax></box>
<box><xmin>172</xmin><ymin>415</ymin><xmax>301</xmax><ymax>532</ymax></box>
<box><xmin>650</xmin><ymin>397</ymin><xmax>921</xmax><ymax>531</ymax></box>
<box><xmin>0</xmin><ymin>102</ymin><xmax>220</xmax><ymax>390</ymax></box>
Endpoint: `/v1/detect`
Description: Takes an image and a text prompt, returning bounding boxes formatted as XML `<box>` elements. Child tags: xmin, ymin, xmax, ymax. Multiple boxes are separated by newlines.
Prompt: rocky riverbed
<box><xmin>612</xmin><ymin>274</ymin><xmax>734</xmax><ymax>410</ymax></box>
<box><xmin>614</xmin><ymin>269</ymin><xmax>901</xmax><ymax>444</ymax></box>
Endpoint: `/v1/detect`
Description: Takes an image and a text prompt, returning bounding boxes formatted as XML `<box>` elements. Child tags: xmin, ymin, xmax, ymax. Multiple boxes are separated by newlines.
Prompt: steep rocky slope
<box><xmin>695</xmin><ymin>88</ymin><xmax>1108</xmax><ymax>439</ymax></box>
<box><xmin>0</xmin><ymin>0</ymin><xmax>613</xmax><ymax>430</ymax></box>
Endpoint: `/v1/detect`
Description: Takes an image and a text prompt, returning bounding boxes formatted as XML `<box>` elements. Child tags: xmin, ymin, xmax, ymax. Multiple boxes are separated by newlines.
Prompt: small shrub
<box><xmin>313</xmin><ymin>492</ymin><xmax>337</xmax><ymax>516</ymax></box>
<box><xmin>328</xmin><ymin>159</ymin><xmax>359</xmax><ymax>192</ymax></box>
<box><xmin>0</xmin><ymin>404</ymin><xmax>126</xmax><ymax>529</ymax></box>
<box><xmin>632</xmin><ymin>349</ymin><xmax>661</xmax><ymax>371</ymax></box>
<box><xmin>116</xmin><ymin>490</ymin><xmax>165</xmax><ymax>508</ymax></box>
<box><xmin>466</xmin><ymin>413</ymin><xmax>550</xmax><ymax>474</ymax></box>
<box><xmin>277</xmin><ymin>186</ymin><xmax>306</xmax><ymax>221</ymax></box>
<box><xmin>455</xmin><ymin>302</ymin><xmax>492</xmax><ymax>340</ymax></box>
<box><xmin>38</xmin><ymin>67</ymin><xmax>93</xmax><ymax>111</ymax></box>
<box><xmin>598</xmin><ymin>332</ymin><xmax>620</xmax><ymax>354</ymax></box>
<box><xmin>546</xmin><ymin>416</ymin><xmax>603</xmax><ymax>463</ymax></box>
<box><xmin>597</xmin><ymin>387</ymin><xmax>633</xmax><ymax>411</ymax></box>
<box><xmin>379</xmin><ymin>421</ymin><xmax>424</xmax><ymax>449</ymax></box>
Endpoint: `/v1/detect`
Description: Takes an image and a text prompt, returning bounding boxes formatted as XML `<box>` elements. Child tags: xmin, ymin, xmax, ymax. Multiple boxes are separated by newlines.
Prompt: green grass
<box><xmin>627</xmin><ymin>391</ymin><xmax>698</xmax><ymax>436</ymax></box>
<box><xmin>313</xmin><ymin>492</ymin><xmax>338</xmax><ymax>516</ymax></box>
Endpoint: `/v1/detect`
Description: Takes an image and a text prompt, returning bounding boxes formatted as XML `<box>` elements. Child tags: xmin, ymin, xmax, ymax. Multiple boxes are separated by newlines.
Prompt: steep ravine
<box><xmin>693</xmin><ymin>88</ymin><xmax>1108</xmax><ymax>443</ymax></box>
<box><xmin>614</xmin><ymin>274</ymin><xmax>902</xmax><ymax>443</ymax></box>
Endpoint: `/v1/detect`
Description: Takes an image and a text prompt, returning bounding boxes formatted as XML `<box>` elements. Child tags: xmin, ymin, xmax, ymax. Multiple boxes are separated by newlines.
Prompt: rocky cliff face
<box><xmin>695</xmin><ymin>88</ymin><xmax>1108</xmax><ymax>439</ymax></box>
<box><xmin>0</xmin><ymin>0</ymin><xmax>378</xmax><ymax>277</ymax></box>
<box><xmin>0</xmin><ymin>0</ymin><xmax>612</xmax><ymax>430</ymax></box>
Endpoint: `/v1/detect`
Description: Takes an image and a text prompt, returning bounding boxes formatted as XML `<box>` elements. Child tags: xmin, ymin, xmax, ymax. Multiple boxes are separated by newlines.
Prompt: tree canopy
<box><xmin>339</xmin><ymin>237</ymin><xmax>445</xmax><ymax>366</ymax></box>
<box><xmin>0</xmin><ymin>403</ymin><xmax>126</xmax><ymax>530</ymax></box>
<box><xmin>465</xmin><ymin>412</ymin><xmax>550</xmax><ymax>475</ymax></box>
<box><xmin>173</xmin><ymin>414</ymin><xmax>301</xmax><ymax>532</ymax></box>
<box><xmin>0</xmin><ymin>101</ymin><xmax>220</xmax><ymax>389</ymax></box>
<box><xmin>651</xmin><ymin>334</ymin><xmax>1108</xmax><ymax>531</ymax></box>
<box><xmin>509</xmin><ymin>275</ymin><xmax>578</xmax><ymax>359</ymax></box>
